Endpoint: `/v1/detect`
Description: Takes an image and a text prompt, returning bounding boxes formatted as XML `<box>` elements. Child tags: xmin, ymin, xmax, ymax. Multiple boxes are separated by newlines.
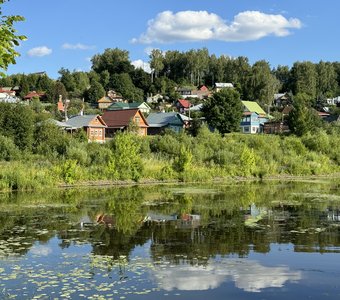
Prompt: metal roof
<box><xmin>146</xmin><ymin>112</ymin><xmax>190</xmax><ymax>127</ymax></box>
<box><xmin>65</xmin><ymin>115</ymin><xmax>106</xmax><ymax>128</ymax></box>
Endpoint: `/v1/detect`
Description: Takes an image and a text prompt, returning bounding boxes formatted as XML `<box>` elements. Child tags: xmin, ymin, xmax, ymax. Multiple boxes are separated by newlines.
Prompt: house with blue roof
<box><xmin>53</xmin><ymin>114</ymin><xmax>107</xmax><ymax>143</ymax></box>
<box><xmin>146</xmin><ymin>112</ymin><xmax>191</xmax><ymax>135</ymax></box>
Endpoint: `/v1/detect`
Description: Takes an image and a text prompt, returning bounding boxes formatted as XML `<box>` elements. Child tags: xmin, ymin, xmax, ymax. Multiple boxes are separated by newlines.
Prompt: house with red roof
<box><xmin>0</xmin><ymin>88</ymin><xmax>18</xmax><ymax>103</ymax></box>
<box><xmin>101</xmin><ymin>108</ymin><xmax>149</xmax><ymax>138</ymax></box>
<box><xmin>24</xmin><ymin>91</ymin><xmax>46</xmax><ymax>101</ymax></box>
<box><xmin>175</xmin><ymin>99</ymin><xmax>192</xmax><ymax>113</ymax></box>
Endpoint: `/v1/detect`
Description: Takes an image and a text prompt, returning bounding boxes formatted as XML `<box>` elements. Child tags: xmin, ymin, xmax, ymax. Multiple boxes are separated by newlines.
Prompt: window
<box><xmin>135</xmin><ymin>116</ymin><xmax>141</xmax><ymax>124</ymax></box>
<box><xmin>243</xmin><ymin>127</ymin><xmax>250</xmax><ymax>133</ymax></box>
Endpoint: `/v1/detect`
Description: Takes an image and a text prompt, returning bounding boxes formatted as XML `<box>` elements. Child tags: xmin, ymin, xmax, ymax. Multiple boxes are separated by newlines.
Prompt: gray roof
<box><xmin>65</xmin><ymin>115</ymin><xmax>106</xmax><ymax>128</ymax></box>
<box><xmin>189</xmin><ymin>103</ymin><xmax>203</xmax><ymax>111</ymax></box>
<box><xmin>215</xmin><ymin>82</ymin><xmax>233</xmax><ymax>88</ymax></box>
<box><xmin>146</xmin><ymin>112</ymin><xmax>191</xmax><ymax>127</ymax></box>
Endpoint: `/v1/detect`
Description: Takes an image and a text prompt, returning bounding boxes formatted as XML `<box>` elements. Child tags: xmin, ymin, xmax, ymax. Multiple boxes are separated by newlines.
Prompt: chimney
<box><xmin>79</xmin><ymin>97</ymin><xmax>85</xmax><ymax>116</ymax></box>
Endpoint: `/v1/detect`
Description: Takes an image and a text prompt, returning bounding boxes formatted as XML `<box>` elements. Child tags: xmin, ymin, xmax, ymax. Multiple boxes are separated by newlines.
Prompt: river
<box><xmin>0</xmin><ymin>179</ymin><xmax>340</xmax><ymax>299</ymax></box>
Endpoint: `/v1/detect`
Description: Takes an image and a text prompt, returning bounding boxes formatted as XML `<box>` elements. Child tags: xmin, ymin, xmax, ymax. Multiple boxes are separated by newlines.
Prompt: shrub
<box><xmin>54</xmin><ymin>160</ymin><xmax>80</xmax><ymax>184</ymax></box>
<box><xmin>172</xmin><ymin>146</ymin><xmax>192</xmax><ymax>173</ymax></box>
<box><xmin>109</xmin><ymin>133</ymin><xmax>144</xmax><ymax>181</ymax></box>
<box><xmin>0</xmin><ymin>135</ymin><xmax>20</xmax><ymax>161</ymax></box>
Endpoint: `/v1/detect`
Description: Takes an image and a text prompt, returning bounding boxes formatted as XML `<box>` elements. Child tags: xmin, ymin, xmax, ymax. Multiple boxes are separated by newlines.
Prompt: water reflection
<box><xmin>153</xmin><ymin>259</ymin><xmax>302</xmax><ymax>292</ymax></box>
<box><xmin>0</xmin><ymin>180</ymin><xmax>339</xmax><ymax>299</ymax></box>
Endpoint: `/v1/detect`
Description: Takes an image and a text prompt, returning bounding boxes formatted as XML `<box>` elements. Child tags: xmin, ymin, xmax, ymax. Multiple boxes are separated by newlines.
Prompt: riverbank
<box><xmin>0</xmin><ymin>128</ymin><xmax>339</xmax><ymax>192</ymax></box>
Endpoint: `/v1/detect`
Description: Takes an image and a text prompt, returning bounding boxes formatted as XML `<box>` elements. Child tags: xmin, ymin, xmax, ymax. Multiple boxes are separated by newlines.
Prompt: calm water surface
<box><xmin>1</xmin><ymin>179</ymin><xmax>340</xmax><ymax>299</ymax></box>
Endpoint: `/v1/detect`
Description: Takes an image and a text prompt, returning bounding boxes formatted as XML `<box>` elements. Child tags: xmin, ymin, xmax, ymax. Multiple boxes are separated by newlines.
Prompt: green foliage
<box><xmin>86</xmin><ymin>80</ymin><xmax>105</xmax><ymax>104</ymax></box>
<box><xmin>0</xmin><ymin>134</ymin><xmax>19</xmax><ymax>161</ymax></box>
<box><xmin>0</xmin><ymin>0</ymin><xmax>27</xmax><ymax>76</ymax></box>
<box><xmin>239</xmin><ymin>146</ymin><xmax>256</xmax><ymax>177</ymax></box>
<box><xmin>34</xmin><ymin>122</ymin><xmax>70</xmax><ymax>157</ymax></box>
<box><xmin>172</xmin><ymin>146</ymin><xmax>192</xmax><ymax>173</ymax></box>
<box><xmin>245</xmin><ymin>60</ymin><xmax>280</xmax><ymax>107</ymax></box>
<box><xmin>110</xmin><ymin>73</ymin><xmax>143</xmax><ymax>101</ymax></box>
<box><xmin>0</xmin><ymin>162</ymin><xmax>55</xmax><ymax>191</ymax></box>
<box><xmin>290</xmin><ymin>61</ymin><xmax>317</xmax><ymax>101</ymax></box>
<box><xmin>66</xmin><ymin>144</ymin><xmax>88</xmax><ymax>166</ymax></box>
<box><xmin>0</xmin><ymin>103</ymin><xmax>34</xmax><ymax>150</ymax></box>
<box><xmin>86</xmin><ymin>142</ymin><xmax>113</xmax><ymax>166</ymax></box>
<box><xmin>46</xmin><ymin>81</ymin><xmax>68</xmax><ymax>103</ymax></box>
<box><xmin>109</xmin><ymin>133</ymin><xmax>143</xmax><ymax>181</ymax></box>
<box><xmin>91</xmin><ymin>47</ymin><xmax>134</xmax><ymax>75</ymax></box>
<box><xmin>288</xmin><ymin>93</ymin><xmax>322</xmax><ymax>136</ymax></box>
<box><xmin>54</xmin><ymin>159</ymin><xmax>80</xmax><ymax>184</ymax></box>
<box><xmin>202</xmin><ymin>88</ymin><xmax>243</xmax><ymax>134</ymax></box>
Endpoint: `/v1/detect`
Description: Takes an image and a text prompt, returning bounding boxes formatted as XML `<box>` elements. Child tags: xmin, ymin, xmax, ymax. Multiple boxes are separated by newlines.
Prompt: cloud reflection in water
<box><xmin>153</xmin><ymin>259</ymin><xmax>302</xmax><ymax>292</ymax></box>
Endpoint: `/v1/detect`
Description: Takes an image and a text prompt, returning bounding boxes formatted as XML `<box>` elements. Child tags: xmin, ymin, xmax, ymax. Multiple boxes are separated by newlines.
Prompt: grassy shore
<box><xmin>0</xmin><ymin>127</ymin><xmax>339</xmax><ymax>192</ymax></box>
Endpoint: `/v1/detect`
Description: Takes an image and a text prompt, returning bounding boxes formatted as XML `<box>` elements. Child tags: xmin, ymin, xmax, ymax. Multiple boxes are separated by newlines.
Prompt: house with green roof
<box><xmin>106</xmin><ymin>102</ymin><xmax>151</xmax><ymax>115</ymax></box>
<box><xmin>240</xmin><ymin>101</ymin><xmax>269</xmax><ymax>134</ymax></box>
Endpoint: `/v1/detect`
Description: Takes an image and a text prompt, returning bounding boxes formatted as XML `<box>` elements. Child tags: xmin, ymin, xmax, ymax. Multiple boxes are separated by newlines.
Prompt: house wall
<box><xmin>132</xmin><ymin>111</ymin><xmax>148</xmax><ymax>136</ymax></box>
<box><xmin>87</xmin><ymin>127</ymin><xmax>105</xmax><ymax>143</ymax></box>
<box><xmin>98</xmin><ymin>102</ymin><xmax>112</xmax><ymax>110</ymax></box>
<box><xmin>241</xmin><ymin>113</ymin><xmax>260</xmax><ymax>134</ymax></box>
<box><xmin>86</xmin><ymin>117</ymin><xmax>106</xmax><ymax>143</ymax></box>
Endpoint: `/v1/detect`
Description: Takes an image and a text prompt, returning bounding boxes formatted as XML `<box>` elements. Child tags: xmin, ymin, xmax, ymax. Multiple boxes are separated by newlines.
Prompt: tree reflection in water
<box><xmin>0</xmin><ymin>180</ymin><xmax>340</xmax><ymax>297</ymax></box>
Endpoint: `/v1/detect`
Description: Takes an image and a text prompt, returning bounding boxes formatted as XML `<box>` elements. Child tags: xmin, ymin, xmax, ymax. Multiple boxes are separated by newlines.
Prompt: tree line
<box><xmin>1</xmin><ymin>47</ymin><xmax>340</xmax><ymax>110</ymax></box>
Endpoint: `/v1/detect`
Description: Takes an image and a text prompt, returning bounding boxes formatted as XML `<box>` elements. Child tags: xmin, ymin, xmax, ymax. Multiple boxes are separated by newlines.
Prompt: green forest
<box><xmin>2</xmin><ymin>47</ymin><xmax>340</xmax><ymax>110</ymax></box>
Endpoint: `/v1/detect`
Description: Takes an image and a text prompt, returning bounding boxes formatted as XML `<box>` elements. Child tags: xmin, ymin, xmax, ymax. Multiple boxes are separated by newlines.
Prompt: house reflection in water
<box><xmin>144</xmin><ymin>213</ymin><xmax>201</xmax><ymax>229</ymax></box>
<box><xmin>327</xmin><ymin>208</ymin><xmax>340</xmax><ymax>222</ymax></box>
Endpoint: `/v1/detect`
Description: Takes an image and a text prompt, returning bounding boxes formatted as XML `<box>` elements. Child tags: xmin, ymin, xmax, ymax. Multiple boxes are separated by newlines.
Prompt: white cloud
<box><xmin>131</xmin><ymin>59</ymin><xmax>152</xmax><ymax>73</ymax></box>
<box><xmin>133</xmin><ymin>10</ymin><xmax>302</xmax><ymax>44</ymax></box>
<box><xmin>62</xmin><ymin>43</ymin><xmax>95</xmax><ymax>50</ymax></box>
<box><xmin>27</xmin><ymin>46</ymin><xmax>52</xmax><ymax>57</ymax></box>
<box><xmin>152</xmin><ymin>259</ymin><xmax>301</xmax><ymax>292</ymax></box>
<box><xmin>144</xmin><ymin>47</ymin><xmax>157</xmax><ymax>56</ymax></box>
<box><xmin>30</xmin><ymin>245</ymin><xmax>52</xmax><ymax>256</ymax></box>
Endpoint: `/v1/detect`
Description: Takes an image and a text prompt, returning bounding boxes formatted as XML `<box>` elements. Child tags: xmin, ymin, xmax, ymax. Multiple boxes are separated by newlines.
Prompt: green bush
<box><xmin>109</xmin><ymin>133</ymin><xmax>144</xmax><ymax>181</ymax></box>
<box><xmin>86</xmin><ymin>142</ymin><xmax>113</xmax><ymax>166</ymax></box>
<box><xmin>0</xmin><ymin>135</ymin><xmax>20</xmax><ymax>161</ymax></box>
<box><xmin>54</xmin><ymin>160</ymin><xmax>81</xmax><ymax>184</ymax></box>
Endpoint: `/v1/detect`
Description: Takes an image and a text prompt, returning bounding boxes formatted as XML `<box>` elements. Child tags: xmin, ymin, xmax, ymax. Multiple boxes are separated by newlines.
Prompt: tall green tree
<box><xmin>273</xmin><ymin>65</ymin><xmax>291</xmax><ymax>92</ymax></box>
<box><xmin>91</xmin><ymin>48</ymin><xmax>134</xmax><ymax>75</ymax></box>
<box><xmin>316</xmin><ymin>61</ymin><xmax>337</xmax><ymax>99</ymax></box>
<box><xmin>163</xmin><ymin>50</ymin><xmax>186</xmax><ymax>82</ymax></box>
<box><xmin>0</xmin><ymin>103</ymin><xmax>34</xmax><ymax>150</ymax></box>
<box><xmin>86</xmin><ymin>80</ymin><xmax>105</xmax><ymax>104</ymax></box>
<box><xmin>46</xmin><ymin>81</ymin><xmax>68</xmax><ymax>103</ymax></box>
<box><xmin>0</xmin><ymin>0</ymin><xmax>27</xmax><ymax>76</ymax></box>
<box><xmin>287</xmin><ymin>93</ymin><xmax>322</xmax><ymax>136</ymax></box>
<box><xmin>290</xmin><ymin>61</ymin><xmax>317</xmax><ymax>102</ymax></box>
<box><xmin>202</xmin><ymin>88</ymin><xmax>243</xmax><ymax>135</ymax></box>
<box><xmin>245</xmin><ymin>60</ymin><xmax>280</xmax><ymax>109</ymax></box>
<box><xmin>58</xmin><ymin>68</ymin><xmax>76</xmax><ymax>92</ymax></box>
<box><xmin>130</xmin><ymin>68</ymin><xmax>152</xmax><ymax>95</ymax></box>
<box><xmin>149</xmin><ymin>49</ymin><xmax>164</xmax><ymax>80</ymax></box>
<box><xmin>110</xmin><ymin>73</ymin><xmax>143</xmax><ymax>101</ymax></box>
<box><xmin>36</xmin><ymin>74</ymin><xmax>53</xmax><ymax>92</ymax></box>
<box><xmin>99</xmin><ymin>70</ymin><xmax>110</xmax><ymax>91</ymax></box>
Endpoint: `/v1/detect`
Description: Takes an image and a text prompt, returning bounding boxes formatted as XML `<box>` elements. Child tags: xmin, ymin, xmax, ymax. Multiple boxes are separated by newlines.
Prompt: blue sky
<box><xmin>3</xmin><ymin>0</ymin><xmax>340</xmax><ymax>79</ymax></box>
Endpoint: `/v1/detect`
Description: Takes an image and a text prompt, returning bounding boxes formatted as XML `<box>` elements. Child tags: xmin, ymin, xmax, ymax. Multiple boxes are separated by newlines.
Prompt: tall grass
<box><xmin>0</xmin><ymin>128</ymin><xmax>339</xmax><ymax>191</ymax></box>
